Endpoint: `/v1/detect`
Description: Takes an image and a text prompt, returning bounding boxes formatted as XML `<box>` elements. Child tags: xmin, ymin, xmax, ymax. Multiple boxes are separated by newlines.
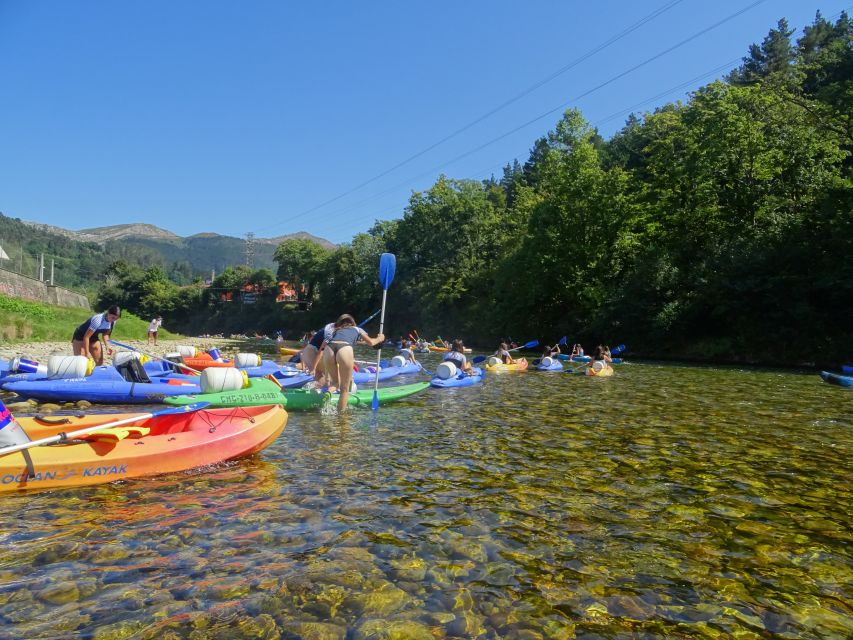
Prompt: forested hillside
<box><xmin>100</xmin><ymin>13</ymin><xmax>853</xmax><ymax>364</ymax></box>
<box><xmin>300</xmin><ymin>14</ymin><xmax>852</xmax><ymax>364</ymax></box>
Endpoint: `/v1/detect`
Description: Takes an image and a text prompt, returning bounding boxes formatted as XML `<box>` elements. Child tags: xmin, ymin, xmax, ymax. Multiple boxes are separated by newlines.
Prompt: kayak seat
<box><xmin>84</xmin><ymin>426</ymin><xmax>151</xmax><ymax>442</ymax></box>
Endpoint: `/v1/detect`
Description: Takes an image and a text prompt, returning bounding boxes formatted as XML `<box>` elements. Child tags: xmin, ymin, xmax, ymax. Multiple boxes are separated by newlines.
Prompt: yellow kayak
<box><xmin>586</xmin><ymin>362</ymin><xmax>614</xmax><ymax>377</ymax></box>
<box><xmin>429</xmin><ymin>346</ymin><xmax>472</xmax><ymax>353</ymax></box>
<box><xmin>484</xmin><ymin>357</ymin><xmax>529</xmax><ymax>372</ymax></box>
<box><xmin>279</xmin><ymin>346</ymin><xmax>301</xmax><ymax>356</ymax></box>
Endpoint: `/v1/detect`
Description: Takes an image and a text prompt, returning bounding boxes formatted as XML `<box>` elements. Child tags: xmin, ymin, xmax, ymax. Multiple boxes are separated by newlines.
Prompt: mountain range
<box><xmin>20</xmin><ymin>220</ymin><xmax>334</xmax><ymax>274</ymax></box>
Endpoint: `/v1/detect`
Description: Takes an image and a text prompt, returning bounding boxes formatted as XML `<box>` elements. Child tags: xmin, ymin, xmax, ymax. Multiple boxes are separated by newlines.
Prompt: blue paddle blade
<box><xmin>379</xmin><ymin>253</ymin><xmax>396</xmax><ymax>289</ymax></box>
<box><xmin>523</xmin><ymin>340</ymin><xmax>539</xmax><ymax>350</ymax></box>
<box><xmin>371</xmin><ymin>390</ymin><xmax>379</xmax><ymax>411</ymax></box>
<box><xmin>559</xmin><ymin>336</ymin><xmax>567</xmax><ymax>345</ymax></box>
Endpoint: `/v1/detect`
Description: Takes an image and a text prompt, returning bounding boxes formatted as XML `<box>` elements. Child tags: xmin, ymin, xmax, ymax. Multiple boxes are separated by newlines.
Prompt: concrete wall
<box><xmin>0</xmin><ymin>268</ymin><xmax>90</xmax><ymax>309</ymax></box>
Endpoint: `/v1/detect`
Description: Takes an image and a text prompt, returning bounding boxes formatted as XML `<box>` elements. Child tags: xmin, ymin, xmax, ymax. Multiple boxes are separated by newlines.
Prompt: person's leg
<box><xmin>90</xmin><ymin>340</ymin><xmax>104</xmax><ymax>366</ymax></box>
<box><xmin>322</xmin><ymin>346</ymin><xmax>339</xmax><ymax>391</ymax></box>
<box><xmin>301</xmin><ymin>345</ymin><xmax>318</xmax><ymax>374</ymax></box>
<box><xmin>153</xmin><ymin>331</ymin><xmax>158</xmax><ymax>346</ymax></box>
<box><xmin>335</xmin><ymin>346</ymin><xmax>354</xmax><ymax>412</ymax></box>
<box><xmin>72</xmin><ymin>339</ymin><xmax>85</xmax><ymax>356</ymax></box>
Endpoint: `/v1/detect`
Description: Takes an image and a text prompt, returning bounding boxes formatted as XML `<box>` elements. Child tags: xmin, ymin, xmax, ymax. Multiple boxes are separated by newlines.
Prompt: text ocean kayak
<box><xmin>0</xmin><ymin>405</ymin><xmax>286</xmax><ymax>492</ymax></box>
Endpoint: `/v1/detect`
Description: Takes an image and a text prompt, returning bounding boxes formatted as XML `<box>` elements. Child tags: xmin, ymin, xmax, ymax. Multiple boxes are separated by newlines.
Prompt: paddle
<box><xmin>0</xmin><ymin>402</ymin><xmax>210</xmax><ymax>458</ymax></box>
<box><xmin>372</xmin><ymin>253</ymin><xmax>396</xmax><ymax>411</ymax></box>
<box><xmin>358</xmin><ymin>308</ymin><xmax>382</xmax><ymax>328</ymax></box>
<box><xmin>533</xmin><ymin>337</ymin><xmax>566</xmax><ymax>366</ymax></box>
<box><xmin>472</xmin><ymin>339</ymin><xmax>539</xmax><ymax>364</ymax></box>
<box><xmin>611</xmin><ymin>344</ymin><xmax>626</xmax><ymax>356</ymax></box>
<box><xmin>109</xmin><ymin>340</ymin><xmax>202</xmax><ymax>375</ymax></box>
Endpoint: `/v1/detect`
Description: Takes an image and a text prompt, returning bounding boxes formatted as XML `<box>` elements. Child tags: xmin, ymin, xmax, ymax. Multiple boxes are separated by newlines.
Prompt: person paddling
<box><xmin>322</xmin><ymin>314</ymin><xmax>385</xmax><ymax>413</ymax></box>
<box><xmin>71</xmin><ymin>306</ymin><xmax>120</xmax><ymax>366</ymax></box>
<box><xmin>443</xmin><ymin>339</ymin><xmax>473</xmax><ymax>374</ymax></box>
<box><xmin>541</xmin><ymin>343</ymin><xmax>561</xmax><ymax>360</ymax></box>
<box><xmin>493</xmin><ymin>342</ymin><xmax>516</xmax><ymax>365</ymax></box>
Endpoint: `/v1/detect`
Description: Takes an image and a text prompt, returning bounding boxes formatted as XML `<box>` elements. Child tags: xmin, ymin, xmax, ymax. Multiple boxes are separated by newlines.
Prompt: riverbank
<box><xmin>0</xmin><ymin>337</ymin><xmax>251</xmax><ymax>365</ymax></box>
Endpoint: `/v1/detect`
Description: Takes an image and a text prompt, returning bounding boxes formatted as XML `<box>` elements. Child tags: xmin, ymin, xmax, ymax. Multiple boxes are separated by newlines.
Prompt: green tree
<box><xmin>273</xmin><ymin>238</ymin><xmax>331</xmax><ymax>301</ymax></box>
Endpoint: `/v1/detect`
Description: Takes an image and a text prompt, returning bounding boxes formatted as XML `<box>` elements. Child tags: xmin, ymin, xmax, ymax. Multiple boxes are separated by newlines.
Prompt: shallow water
<box><xmin>0</xmin><ymin>357</ymin><xmax>851</xmax><ymax>639</ymax></box>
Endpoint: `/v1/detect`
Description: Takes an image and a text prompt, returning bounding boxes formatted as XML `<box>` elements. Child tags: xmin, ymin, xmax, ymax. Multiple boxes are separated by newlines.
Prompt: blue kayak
<box><xmin>843</xmin><ymin>365</ymin><xmax>853</xmax><ymax>375</ymax></box>
<box><xmin>535</xmin><ymin>360</ymin><xmax>564</xmax><ymax>371</ymax></box>
<box><xmin>430</xmin><ymin>367</ymin><xmax>485</xmax><ymax>388</ymax></box>
<box><xmin>353</xmin><ymin>366</ymin><xmax>402</xmax><ymax>384</ymax></box>
<box><xmin>3</xmin><ymin>365</ymin><xmax>202</xmax><ymax>403</ymax></box>
<box><xmin>820</xmin><ymin>371</ymin><xmax>853</xmax><ymax>388</ymax></box>
<box><xmin>271</xmin><ymin>370</ymin><xmax>314</xmax><ymax>388</ymax></box>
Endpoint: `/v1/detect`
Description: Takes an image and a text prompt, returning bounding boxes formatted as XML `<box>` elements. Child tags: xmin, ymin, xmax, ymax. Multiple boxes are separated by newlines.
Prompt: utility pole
<box><xmin>245</xmin><ymin>232</ymin><xmax>255</xmax><ymax>268</ymax></box>
<box><xmin>50</xmin><ymin>259</ymin><xmax>55</xmax><ymax>285</ymax></box>
<box><xmin>39</xmin><ymin>253</ymin><xmax>45</xmax><ymax>281</ymax></box>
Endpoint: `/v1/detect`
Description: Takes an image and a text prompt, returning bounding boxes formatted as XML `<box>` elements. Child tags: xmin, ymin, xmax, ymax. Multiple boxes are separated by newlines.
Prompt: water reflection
<box><xmin>0</xmin><ymin>359</ymin><xmax>850</xmax><ymax>638</ymax></box>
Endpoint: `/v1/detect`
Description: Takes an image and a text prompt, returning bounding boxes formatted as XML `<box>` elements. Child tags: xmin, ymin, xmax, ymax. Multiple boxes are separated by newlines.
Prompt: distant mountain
<box><xmin>19</xmin><ymin>220</ymin><xmax>335</xmax><ymax>274</ymax></box>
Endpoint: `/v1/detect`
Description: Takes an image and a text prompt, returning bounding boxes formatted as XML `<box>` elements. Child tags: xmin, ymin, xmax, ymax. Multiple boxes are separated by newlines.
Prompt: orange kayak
<box><xmin>429</xmin><ymin>346</ymin><xmax>472</xmax><ymax>353</ymax></box>
<box><xmin>0</xmin><ymin>405</ymin><xmax>287</xmax><ymax>492</ymax></box>
<box><xmin>182</xmin><ymin>352</ymin><xmax>234</xmax><ymax>371</ymax></box>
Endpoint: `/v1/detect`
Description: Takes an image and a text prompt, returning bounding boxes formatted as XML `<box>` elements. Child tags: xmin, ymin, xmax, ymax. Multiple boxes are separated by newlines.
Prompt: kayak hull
<box><xmin>535</xmin><ymin>361</ymin><xmax>564</xmax><ymax>371</ymax></box>
<box><xmin>0</xmin><ymin>405</ymin><xmax>287</xmax><ymax>492</ymax></box>
<box><xmin>165</xmin><ymin>378</ymin><xmax>430</xmax><ymax>410</ymax></box>
<box><xmin>820</xmin><ymin>371</ymin><xmax>853</xmax><ymax>388</ymax></box>
<box><xmin>2</xmin><ymin>366</ymin><xmax>202</xmax><ymax>403</ymax></box>
<box><xmin>485</xmin><ymin>358</ymin><xmax>529</xmax><ymax>372</ymax></box>
<box><xmin>430</xmin><ymin>367</ymin><xmax>485</xmax><ymax>388</ymax></box>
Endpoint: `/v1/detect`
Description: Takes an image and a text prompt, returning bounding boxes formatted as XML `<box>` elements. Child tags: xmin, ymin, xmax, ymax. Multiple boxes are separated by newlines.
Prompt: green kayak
<box><xmin>163</xmin><ymin>378</ymin><xmax>430</xmax><ymax>410</ymax></box>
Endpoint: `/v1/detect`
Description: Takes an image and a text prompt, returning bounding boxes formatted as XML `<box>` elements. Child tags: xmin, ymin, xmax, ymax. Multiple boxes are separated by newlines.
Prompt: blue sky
<box><xmin>0</xmin><ymin>1</ymin><xmax>847</xmax><ymax>244</ymax></box>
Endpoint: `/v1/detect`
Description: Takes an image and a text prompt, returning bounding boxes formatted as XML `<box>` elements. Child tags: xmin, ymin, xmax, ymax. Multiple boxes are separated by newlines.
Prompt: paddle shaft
<box><xmin>373</xmin><ymin>289</ymin><xmax>388</xmax><ymax>398</ymax></box>
<box><xmin>0</xmin><ymin>413</ymin><xmax>156</xmax><ymax>457</ymax></box>
<box><xmin>109</xmin><ymin>340</ymin><xmax>201</xmax><ymax>375</ymax></box>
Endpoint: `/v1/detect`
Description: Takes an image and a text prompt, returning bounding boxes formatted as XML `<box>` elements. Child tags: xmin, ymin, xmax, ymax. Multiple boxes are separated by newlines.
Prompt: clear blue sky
<box><xmin>0</xmin><ymin>1</ymin><xmax>847</xmax><ymax>244</ymax></box>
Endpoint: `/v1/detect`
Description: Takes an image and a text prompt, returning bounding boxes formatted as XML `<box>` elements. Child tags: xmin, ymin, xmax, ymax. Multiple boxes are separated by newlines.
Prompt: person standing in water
<box><xmin>321</xmin><ymin>314</ymin><xmax>384</xmax><ymax>413</ymax></box>
<box><xmin>72</xmin><ymin>306</ymin><xmax>121</xmax><ymax>366</ymax></box>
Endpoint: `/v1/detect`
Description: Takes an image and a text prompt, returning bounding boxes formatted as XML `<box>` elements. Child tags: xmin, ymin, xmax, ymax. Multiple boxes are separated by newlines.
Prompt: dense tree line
<box><xmin>100</xmin><ymin>14</ymin><xmax>853</xmax><ymax>363</ymax></box>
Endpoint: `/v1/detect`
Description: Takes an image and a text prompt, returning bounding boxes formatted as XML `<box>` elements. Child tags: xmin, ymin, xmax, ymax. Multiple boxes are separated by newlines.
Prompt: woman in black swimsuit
<box><xmin>321</xmin><ymin>314</ymin><xmax>384</xmax><ymax>413</ymax></box>
<box><xmin>71</xmin><ymin>305</ymin><xmax>121</xmax><ymax>365</ymax></box>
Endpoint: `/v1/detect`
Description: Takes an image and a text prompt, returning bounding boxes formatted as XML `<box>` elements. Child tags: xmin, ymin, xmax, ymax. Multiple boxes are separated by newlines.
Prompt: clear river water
<box><xmin>0</xmin><ymin>354</ymin><xmax>850</xmax><ymax>639</ymax></box>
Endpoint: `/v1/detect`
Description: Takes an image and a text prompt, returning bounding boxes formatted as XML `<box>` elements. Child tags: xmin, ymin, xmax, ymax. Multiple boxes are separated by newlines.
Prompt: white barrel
<box><xmin>235</xmin><ymin>353</ymin><xmax>261</xmax><ymax>368</ymax></box>
<box><xmin>541</xmin><ymin>356</ymin><xmax>553</xmax><ymax>368</ymax></box>
<box><xmin>436</xmin><ymin>362</ymin><xmax>457</xmax><ymax>380</ymax></box>
<box><xmin>176</xmin><ymin>345</ymin><xmax>197</xmax><ymax>358</ymax></box>
<box><xmin>48</xmin><ymin>355</ymin><xmax>92</xmax><ymax>379</ymax></box>
<box><xmin>592</xmin><ymin>360</ymin><xmax>606</xmax><ymax>373</ymax></box>
<box><xmin>400</xmin><ymin>348</ymin><xmax>414</xmax><ymax>360</ymax></box>
<box><xmin>349</xmin><ymin>381</ymin><xmax>358</xmax><ymax>393</ymax></box>
<box><xmin>487</xmin><ymin>356</ymin><xmax>502</xmax><ymax>367</ymax></box>
<box><xmin>391</xmin><ymin>355</ymin><xmax>406</xmax><ymax>368</ymax></box>
<box><xmin>113</xmin><ymin>351</ymin><xmax>141</xmax><ymax>366</ymax></box>
<box><xmin>200</xmin><ymin>368</ymin><xmax>249</xmax><ymax>393</ymax></box>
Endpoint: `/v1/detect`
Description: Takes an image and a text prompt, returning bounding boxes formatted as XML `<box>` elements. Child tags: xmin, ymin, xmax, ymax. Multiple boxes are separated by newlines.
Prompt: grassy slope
<box><xmin>0</xmin><ymin>294</ymin><xmax>181</xmax><ymax>343</ymax></box>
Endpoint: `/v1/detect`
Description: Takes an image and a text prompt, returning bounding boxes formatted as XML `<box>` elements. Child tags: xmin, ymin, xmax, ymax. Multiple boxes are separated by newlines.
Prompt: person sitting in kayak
<box><xmin>571</xmin><ymin>343</ymin><xmax>584</xmax><ymax>357</ymax></box>
<box><xmin>541</xmin><ymin>343</ymin><xmax>561</xmax><ymax>359</ymax></box>
<box><xmin>399</xmin><ymin>340</ymin><xmax>418</xmax><ymax>365</ymax></box>
<box><xmin>443</xmin><ymin>340</ymin><xmax>472</xmax><ymax>374</ymax></box>
<box><xmin>586</xmin><ymin>345</ymin><xmax>613</xmax><ymax>375</ymax></box>
<box><xmin>322</xmin><ymin>314</ymin><xmax>385</xmax><ymax>413</ymax></box>
<box><xmin>493</xmin><ymin>342</ymin><xmax>516</xmax><ymax>365</ymax></box>
<box><xmin>602</xmin><ymin>345</ymin><xmax>613</xmax><ymax>362</ymax></box>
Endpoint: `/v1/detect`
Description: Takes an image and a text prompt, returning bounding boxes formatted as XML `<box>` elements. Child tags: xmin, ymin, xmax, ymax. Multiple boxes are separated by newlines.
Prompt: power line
<box><xmin>253</xmin><ymin>0</ymin><xmax>687</xmax><ymax>234</ymax></box>
<box><xmin>261</xmin><ymin>0</ymin><xmax>770</xmax><ymax>239</ymax></box>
